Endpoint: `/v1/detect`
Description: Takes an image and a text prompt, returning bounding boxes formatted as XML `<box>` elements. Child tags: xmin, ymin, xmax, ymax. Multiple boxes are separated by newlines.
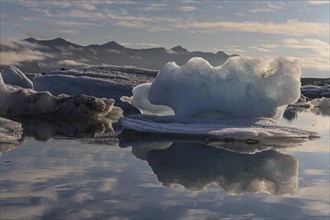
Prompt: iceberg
<box><xmin>119</xmin><ymin>56</ymin><xmax>320</xmax><ymax>141</ymax></box>
<box><xmin>301</xmin><ymin>84</ymin><xmax>330</xmax><ymax>99</ymax></box>
<box><xmin>0</xmin><ymin>70</ymin><xmax>114</xmax><ymax>118</ymax></box>
<box><xmin>127</xmin><ymin>56</ymin><xmax>301</xmax><ymax>121</ymax></box>
<box><xmin>2</xmin><ymin>65</ymin><xmax>34</xmax><ymax>89</ymax></box>
<box><xmin>33</xmin><ymin>66</ymin><xmax>158</xmax><ymax>110</ymax></box>
<box><xmin>120</xmin><ymin>83</ymin><xmax>174</xmax><ymax>115</ymax></box>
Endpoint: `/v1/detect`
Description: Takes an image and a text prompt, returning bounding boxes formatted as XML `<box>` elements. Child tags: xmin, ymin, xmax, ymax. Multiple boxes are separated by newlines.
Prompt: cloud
<box><xmin>308</xmin><ymin>0</ymin><xmax>330</xmax><ymax>5</ymax></box>
<box><xmin>178</xmin><ymin>6</ymin><xmax>196</xmax><ymax>12</ymax></box>
<box><xmin>57</xmin><ymin>59</ymin><xmax>87</xmax><ymax>67</ymax></box>
<box><xmin>120</xmin><ymin>42</ymin><xmax>162</xmax><ymax>48</ymax></box>
<box><xmin>138</xmin><ymin>3</ymin><xmax>168</xmax><ymax>11</ymax></box>
<box><xmin>248</xmin><ymin>43</ymin><xmax>278</xmax><ymax>52</ymax></box>
<box><xmin>53</xmin><ymin>30</ymin><xmax>77</xmax><ymax>35</ymax></box>
<box><xmin>66</xmin><ymin>10</ymin><xmax>107</xmax><ymax>20</ymax></box>
<box><xmin>0</xmin><ymin>38</ymin><xmax>52</xmax><ymax>66</ymax></box>
<box><xmin>249</xmin><ymin>1</ymin><xmax>283</xmax><ymax>13</ymax></box>
<box><xmin>106</xmin><ymin>11</ymin><xmax>150</xmax><ymax>28</ymax></box>
<box><xmin>115</xmin><ymin>20</ymin><xmax>146</xmax><ymax>28</ymax></box>
<box><xmin>219</xmin><ymin>45</ymin><xmax>246</xmax><ymax>54</ymax></box>
<box><xmin>19</xmin><ymin>27</ymin><xmax>49</xmax><ymax>39</ymax></box>
<box><xmin>282</xmin><ymin>38</ymin><xmax>329</xmax><ymax>71</ymax></box>
<box><xmin>249</xmin><ymin>7</ymin><xmax>273</xmax><ymax>13</ymax></box>
<box><xmin>107</xmin><ymin>12</ymin><xmax>149</xmax><ymax>22</ymax></box>
<box><xmin>282</xmin><ymin>38</ymin><xmax>329</xmax><ymax>52</ymax></box>
<box><xmin>51</xmin><ymin>29</ymin><xmax>77</xmax><ymax>39</ymax></box>
<box><xmin>54</xmin><ymin>20</ymin><xmax>103</xmax><ymax>28</ymax></box>
<box><xmin>106</xmin><ymin>11</ymin><xmax>178</xmax><ymax>31</ymax></box>
<box><xmin>33</xmin><ymin>8</ymin><xmax>53</xmax><ymax>17</ymax></box>
<box><xmin>0</xmin><ymin>51</ymin><xmax>50</xmax><ymax>66</ymax></box>
<box><xmin>176</xmin><ymin>20</ymin><xmax>329</xmax><ymax>36</ymax></box>
<box><xmin>0</xmin><ymin>38</ymin><xmax>41</xmax><ymax>50</ymax></box>
<box><xmin>234</xmin><ymin>12</ymin><xmax>245</xmax><ymax>17</ymax></box>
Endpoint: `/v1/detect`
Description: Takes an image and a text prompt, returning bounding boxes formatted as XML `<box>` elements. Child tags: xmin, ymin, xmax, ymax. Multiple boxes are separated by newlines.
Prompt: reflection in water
<box><xmin>2</xmin><ymin>106</ymin><xmax>123</xmax><ymax>141</ymax></box>
<box><xmin>125</xmin><ymin>142</ymin><xmax>298</xmax><ymax>196</ymax></box>
<box><xmin>283</xmin><ymin>99</ymin><xmax>330</xmax><ymax>122</ymax></box>
<box><xmin>311</xmin><ymin>106</ymin><xmax>330</xmax><ymax>116</ymax></box>
<box><xmin>283</xmin><ymin>108</ymin><xmax>299</xmax><ymax>121</ymax></box>
<box><xmin>0</xmin><ymin>142</ymin><xmax>20</xmax><ymax>156</ymax></box>
<box><xmin>119</xmin><ymin>128</ymin><xmax>310</xmax><ymax>154</ymax></box>
<box><xmin>13</xmin><ymin>117</ymin><xmax>115</xmax><ymax>141</ymax></box>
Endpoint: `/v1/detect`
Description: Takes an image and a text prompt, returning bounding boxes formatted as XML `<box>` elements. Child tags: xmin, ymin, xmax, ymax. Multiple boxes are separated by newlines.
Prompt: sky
<box><xmin>0</xmin><ymin>0</ymin><xmax>329</xmax><ymax>77</ymax></box>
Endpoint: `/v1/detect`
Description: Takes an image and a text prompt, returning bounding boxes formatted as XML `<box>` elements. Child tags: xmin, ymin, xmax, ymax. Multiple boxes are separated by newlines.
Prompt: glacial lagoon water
<box><xmin>1</xmin><ymin>110</ymin><xmax>329</xmax><ymax>220</ymax></box>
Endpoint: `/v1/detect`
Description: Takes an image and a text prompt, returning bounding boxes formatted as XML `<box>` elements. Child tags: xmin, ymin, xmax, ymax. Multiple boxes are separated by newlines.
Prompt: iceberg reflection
<box><xmin>12</xmin><ymin>117</ymin><xmax>116</xmax><ymax>141</ymax></box>
<box><xmin>121</xmin><ymin>141</ymin><xmax>298</xmax><ymax>196</ymax></box>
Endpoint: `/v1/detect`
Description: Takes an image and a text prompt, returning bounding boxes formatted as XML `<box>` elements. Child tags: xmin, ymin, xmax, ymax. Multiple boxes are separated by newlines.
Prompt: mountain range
<box><xmin>1</xmin><ymin>37</ymin><xmax>237</xmax><ymax>73</ymax></box>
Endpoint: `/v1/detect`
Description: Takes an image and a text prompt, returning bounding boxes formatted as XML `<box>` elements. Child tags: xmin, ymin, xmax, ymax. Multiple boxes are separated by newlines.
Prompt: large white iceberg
<box><xmin>119</xmin><ymin>56</ymin><xmax>320</xmax><ymax>141</ymax></box>
<box><xmin>127</xmin><ymin>56</ymin><xmax>301</xmax><ymax>121</ymax></box>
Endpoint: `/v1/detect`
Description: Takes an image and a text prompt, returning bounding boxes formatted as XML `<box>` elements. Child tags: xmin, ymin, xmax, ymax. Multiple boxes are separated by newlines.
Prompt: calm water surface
<box><xmin>1</xmin><ymin>111</ymin><xmax>329</xmax><ymax>220</ymax></box>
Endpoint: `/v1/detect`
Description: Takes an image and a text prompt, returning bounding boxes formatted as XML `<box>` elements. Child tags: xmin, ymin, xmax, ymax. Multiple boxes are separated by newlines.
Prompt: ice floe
<box><xmin>2</xmin><ymin>65</ymin><xmax>34</xmax><ymax>89</ymax></box>
<box><xmin>33</xmin><ymin>66</ymin><xmax>157</xmax><ymax>109</ymax></box>
<box><xmin>301</xmin><ymin>84</ymin><xmax>330</xmax><ymax>99</ymax></box>
<box><xmin>0</xmin><ymin>70</ymin><xmax>114</xmax><ymax>118</ymax></box>
<box><xmin>119</xmin><ymin>115</ymin><xmax>319</xmax><ymax>146</ymax></box>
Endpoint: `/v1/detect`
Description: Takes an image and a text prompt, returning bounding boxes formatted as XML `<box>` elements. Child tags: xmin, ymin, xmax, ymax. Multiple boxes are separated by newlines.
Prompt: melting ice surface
<box><xmin>121</xmin><ymin>56</ymin><xmax>318</xmax><ymax>141</ymax></box>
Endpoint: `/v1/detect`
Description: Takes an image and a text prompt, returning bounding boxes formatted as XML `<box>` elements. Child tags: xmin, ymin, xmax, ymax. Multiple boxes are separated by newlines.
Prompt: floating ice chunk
<box><xmin>144</xmin><ymin>56</ymin><xmax>301</xmax><ymax>121</ymax></box>
<box><xmin>301</xmin><ymin>84</ymin><xmax>330</xmax><ymax>99</ymax></box>
<box><xmin>1</xmin><ymin>65</ymin><xmax>33</xmax><ymax>89</ymax></box>
<box><xmin>0</xmin><ymin>117</ymin><xmax>22</xmax><ymax>142</ymax></box>
<box><xmin>119</xmin><ymin>115</ymin><xmax>319</xmax><ymax>142</ymax></box>
<box><xmin>33</xmin><ymin>66</ymin><xmax>158</xmax><ymax>110</ymax></box>
<box><xmin>0</xmin><ymin>74</ymin><xmax>114</xmax><ymax>118</ymax></box>
<box><xmin>121</xmin><ymin>83</ymin><xmax>174</xmax><ymax>115</ymax></box>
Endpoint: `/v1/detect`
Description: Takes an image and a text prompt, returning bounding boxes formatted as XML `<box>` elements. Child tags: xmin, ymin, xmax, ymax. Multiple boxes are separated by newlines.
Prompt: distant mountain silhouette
<box><xmin>171</xmin><ymin>46</ymin><xmax>188</xmax><ymax>53</ymax></box>
<box><xmin>25</xmin><ymin>37</ymin><xmax>81</xmax><ymax>48</ymax></box>
<box><xmin>1</xmin><ymin>37</ymin><xmax>238</xmax><ymax>73</ymax></box>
